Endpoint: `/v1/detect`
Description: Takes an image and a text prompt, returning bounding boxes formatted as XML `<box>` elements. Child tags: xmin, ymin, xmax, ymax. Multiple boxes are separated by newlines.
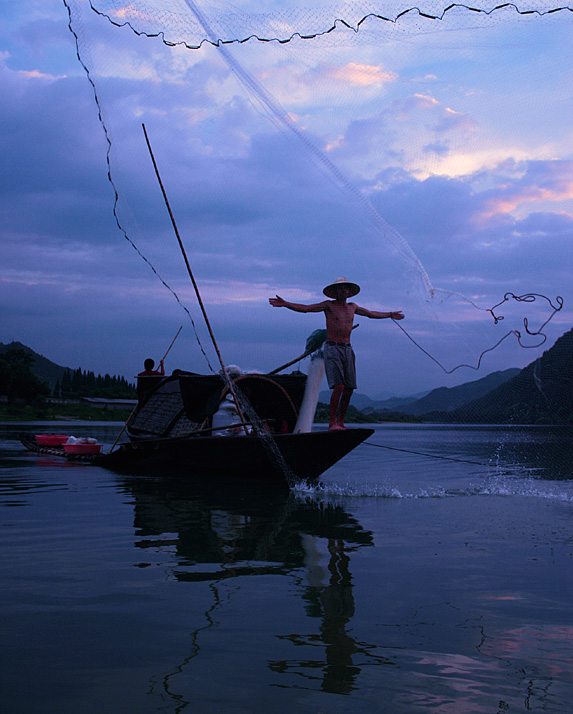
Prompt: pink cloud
<box><xmin>18</xmin><ymin>69</ymin><xmax>65</xmax><ymax>81</ymax></box>
<box><xmin>434</xmin><ymin>106</ymin><xmax>477</xmax><ymax>133</ymax></box>
<box><xmin>327</xmin><ymin>62</ymin><xmax>397</xmax><ymax>87</ymax></box>
<box><xmin>477</xmin><ymin>160</ymin><xmax>573</xmax><ymax>222</ymax></box>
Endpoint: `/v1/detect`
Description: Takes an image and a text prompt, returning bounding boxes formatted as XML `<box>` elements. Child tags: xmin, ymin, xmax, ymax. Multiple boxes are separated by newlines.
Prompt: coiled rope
<box><xmin>391</xmin><ymin>292</ymin><xmax>563</xmax><ymax>374</ymax></box>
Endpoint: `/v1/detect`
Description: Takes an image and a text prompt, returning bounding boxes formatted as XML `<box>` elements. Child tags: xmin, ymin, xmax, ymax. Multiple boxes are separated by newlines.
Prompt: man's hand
<box><xmin>269</xmin><ymin>295</ymin><xmax>287</xmax><ymax>308</ymax></box>
<box><xmin>390</xmin><ymin>311</ymin><xmax>405</xmax><ymax>320</ymax></box>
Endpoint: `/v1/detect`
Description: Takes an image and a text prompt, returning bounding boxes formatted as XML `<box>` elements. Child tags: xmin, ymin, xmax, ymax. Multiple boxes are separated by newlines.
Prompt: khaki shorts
<box><xmin>323</xmin><ymin>342</ymin><xmax>357</xmax><ymax>389</ymax></box>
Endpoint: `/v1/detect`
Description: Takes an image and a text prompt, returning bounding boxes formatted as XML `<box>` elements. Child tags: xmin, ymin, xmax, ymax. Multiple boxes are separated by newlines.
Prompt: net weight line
<box><xmin>364</xmin><ymin>440</ymin><xmax>493</xmax><ymax>467</ymax></box>
<box><xmin>87</xmin><ymin>2</ymin><xmax>573</xmax><ymax>49</ymax></box>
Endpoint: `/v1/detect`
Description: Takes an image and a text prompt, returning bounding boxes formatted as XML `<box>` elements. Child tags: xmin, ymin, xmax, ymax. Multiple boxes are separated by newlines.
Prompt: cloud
<box><xmin>17</xmin><ymin>69</ymin><xmax>67</xmax><ymax>80</ymax></box>
<box><xmin>434</xmin><ymin>106</ymin><xmax>477</xmax><ymax>134</ymax></box>
<box><xmin>110</xmin><ymin>3</ymin><xmax>155</xmax><ymax>24</ymax></box>
<box><xmin>476</xmin><ymin>160</ymin><xmax>573</xmax><ymax>223</ymax></box>
<box><xmin>366</xmin><ymin>163</ymin><xmax>573</xmax><ymax>318</ymax></box>
<box><xmin>11</xmin><ymin>15</ymin><xmax>73</xmax><ymax>56</ymax></box>
<box><xmin>0</xmin><ymin>60</ymin><xmax>114</xmax><ymax>235</ymax></box>
<box><xmin>325</xmin><ymin>61</ymin><xmax>396</xmax><ymax>87</ymax></box>
<box><xmin>424</xmin><ymin>141</ymin><xmax>450</xmax><ymax>156</ymax></box>
<box><xmin>1</xmin><ymin>1</ymin><xmax>571</xmax><ymax>395</ymax></box>
<box><xmin>326</xmin><ymin>91</ymin><xmax>479</xmax><ymax>179</ymax></box>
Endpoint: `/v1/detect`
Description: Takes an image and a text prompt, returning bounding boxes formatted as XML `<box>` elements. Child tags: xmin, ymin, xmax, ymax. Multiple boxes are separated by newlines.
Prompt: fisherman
<box><xmin>269</xmin><ymin>277</ymin><xmax>404</xmax><ymax>431</ymax></box>
<box><xmin>138</xmin><ymin>358</ymin><xmax>165</xmax><ymax>376</ymax></box>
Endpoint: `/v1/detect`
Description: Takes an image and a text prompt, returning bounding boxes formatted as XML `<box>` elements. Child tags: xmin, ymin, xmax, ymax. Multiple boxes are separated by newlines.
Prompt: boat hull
<box><xmin>97</xmin><ymin>428</ymin><xmax>374</xmax><ymax>482</ymax></box>
<box><xmin>20</xmin><ymin>428</ymin><xmax>374</xmax><ymax>483</ymax></box>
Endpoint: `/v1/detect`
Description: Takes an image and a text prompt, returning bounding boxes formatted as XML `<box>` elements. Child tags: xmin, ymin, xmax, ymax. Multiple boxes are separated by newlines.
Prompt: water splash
<box><xmin>292</xmin><ymin>473</ymin><xmax>573</xmax><ymax>503</ymax></box>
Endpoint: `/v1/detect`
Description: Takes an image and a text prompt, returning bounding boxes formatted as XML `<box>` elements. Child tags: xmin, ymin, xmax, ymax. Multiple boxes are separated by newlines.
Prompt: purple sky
<box><xmin>1</xmin><ymin>1</ymin><xmax>571</xmax><ymax>397</ymax></box>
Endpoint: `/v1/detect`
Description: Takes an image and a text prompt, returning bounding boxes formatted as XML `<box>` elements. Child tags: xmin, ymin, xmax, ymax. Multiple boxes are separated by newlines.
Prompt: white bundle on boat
<box><xmin>294</xmin><ymin>352</ymin><xmax>325</xmax><ymax>434</ymax></box>
<box><xmin>212</xmin><ymin>395</ymin><xmax>244</xmax><ymax>436</ymax></box>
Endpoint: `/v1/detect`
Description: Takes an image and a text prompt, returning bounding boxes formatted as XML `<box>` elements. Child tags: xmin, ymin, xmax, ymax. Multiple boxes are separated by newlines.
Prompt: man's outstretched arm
<box><xmin>355</xmin><ymin>305</ymin><xmax>404</xmax><ymax>320</ymax></box>
<box><xmin>269</xmin><ymin>295</ymin><xmax>328</xmax><ymax>313</ymax></box>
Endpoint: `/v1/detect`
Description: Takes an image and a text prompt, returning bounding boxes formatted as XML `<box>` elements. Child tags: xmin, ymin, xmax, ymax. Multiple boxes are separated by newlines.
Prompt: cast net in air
<box><xmin>64</xmin><ymin>1</ymin><xmax>572</xmax><ymax>467</ymax></box>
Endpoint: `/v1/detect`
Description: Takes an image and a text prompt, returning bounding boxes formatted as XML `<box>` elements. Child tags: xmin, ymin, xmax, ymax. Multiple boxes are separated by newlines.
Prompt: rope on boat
<box><xmin>363</xmin><ymin>440</ymin><xmax>491</xmax><ymax>467</ymax></box>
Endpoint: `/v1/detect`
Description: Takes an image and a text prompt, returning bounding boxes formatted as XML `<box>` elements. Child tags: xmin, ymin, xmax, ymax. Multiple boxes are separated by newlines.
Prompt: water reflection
<box><xmin>122</xmin><ymin>476</ymin><xmax>373</xmax><ymax>578</ymax></box>
<box><xmin>272</xmin><ymin>536</ymin><xmax>395</xmax><ymax>695</ymax></box>
<box><xmin>120</xmin><ymin>475</ymin><xmax>377</xmax><ymax>704</ymax></box>
<box><xmin>2</xmin><ymin>424</ymin><xmax>571</xmax><ymax>712</ymax></box>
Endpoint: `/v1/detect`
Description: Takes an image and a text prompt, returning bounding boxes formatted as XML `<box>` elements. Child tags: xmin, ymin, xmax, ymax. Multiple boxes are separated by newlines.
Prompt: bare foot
<box><xmin>328</xmin><ymin>424</ymin><xmax>347</xmax><ymax>431</ymax></box>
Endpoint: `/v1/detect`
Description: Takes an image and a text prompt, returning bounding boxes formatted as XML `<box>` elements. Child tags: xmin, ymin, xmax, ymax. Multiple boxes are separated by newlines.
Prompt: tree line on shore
<box><xmin>0</xmin><ymin>349</ymin><xmax>50</xmax><ymax>405</ymax></box>
<box><xmin>53</xmin><ymin>366</ymin><xmax>135</xmax><ymax>399</ymax></box>
<box><xmin>0</xmin><ymin>347</ymin><xmax>136</xmax><ymax>413</ymax></box>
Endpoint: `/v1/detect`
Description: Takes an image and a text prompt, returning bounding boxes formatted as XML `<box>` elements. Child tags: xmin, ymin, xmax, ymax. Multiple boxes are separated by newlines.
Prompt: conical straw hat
<box><xmin>323</xmin><ymin>276</ymin><xmax>360</xmax><ymax>298</ymax></box>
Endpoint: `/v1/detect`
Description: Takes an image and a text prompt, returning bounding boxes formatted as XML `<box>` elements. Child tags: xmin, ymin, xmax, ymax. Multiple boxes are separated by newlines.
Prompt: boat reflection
<box><xmin>122</xmin><ymin>475</ymin><xmax>374</xmax><ymax>578</ymax></box>
<box><xmin>120</xmin><ymin>474</ymin><xmax>381</xmax><ymax>704</ymax></box>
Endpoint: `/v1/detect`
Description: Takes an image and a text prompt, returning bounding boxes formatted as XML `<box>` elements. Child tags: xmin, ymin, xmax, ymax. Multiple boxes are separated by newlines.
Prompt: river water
<box><xmin>1</xmin><ymin>422</ymin><xmax>571</xmax><ymax>713</ymax></box>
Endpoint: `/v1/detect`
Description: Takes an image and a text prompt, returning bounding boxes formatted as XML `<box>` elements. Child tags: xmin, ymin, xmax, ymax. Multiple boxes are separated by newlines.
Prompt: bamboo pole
<box><xmin>110</xmin><ymin>325</ymin><xmax>184</xmax><ymax>452</ymax></box>
<box><xmin>268</xmin><ymin>348</ymin><xmax>314</xmax><ymax>376</ymax></box>
<box><xmin>161</xmin><ymin>325</ymin><xmax>183</xmax><ymax>364</ymax></box>
<box><xmin>269</xmin><ymin>325</ymin><xmax>358</xmax><ymax>375</ymax></box>
<box><xmin>109</xmin><ymin>402</ymin><xmax>138</xmax><ymax>453</ymax></box>
<box><xmin>142</xmin><ymin>124</ymin><xmax>249</xmax><ymax>433</ymax></box>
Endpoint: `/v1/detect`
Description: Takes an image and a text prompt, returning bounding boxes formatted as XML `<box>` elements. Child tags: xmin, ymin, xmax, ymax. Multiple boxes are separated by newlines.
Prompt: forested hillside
<box><xmin>423</xmin><ymin>329</ymin><xmax>572</xmax><ymax>424</ymax></box>
<box><xmin>0</xmin><ymin>342</ymin><xmax>136</xmax><ymax>401</ymax></box>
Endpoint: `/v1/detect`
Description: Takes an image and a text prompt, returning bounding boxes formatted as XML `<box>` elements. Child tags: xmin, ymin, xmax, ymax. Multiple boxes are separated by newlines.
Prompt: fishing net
<box><xmin>63</xmin><ymin>1</ymin><xmax>571</xmax><ymax>438</ymax></box>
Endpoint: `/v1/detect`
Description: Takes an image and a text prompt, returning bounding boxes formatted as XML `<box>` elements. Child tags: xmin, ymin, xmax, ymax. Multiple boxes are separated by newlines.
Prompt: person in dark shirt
<box><xmin>138</xmin><ymin>358</ymin><xmax>165</xmax><ymax>376</ymax></box>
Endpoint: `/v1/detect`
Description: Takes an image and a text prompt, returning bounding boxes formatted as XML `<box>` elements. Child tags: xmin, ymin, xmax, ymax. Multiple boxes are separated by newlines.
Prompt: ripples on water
<box><xmin>296</xmin><ymin>424</ymin><xmax>573</xmax><ymax>503</ymax></box>
<box><xmin>0</xmin><ymin>422</ymin><xmax>571</xmax><ymax>714</ymax></box>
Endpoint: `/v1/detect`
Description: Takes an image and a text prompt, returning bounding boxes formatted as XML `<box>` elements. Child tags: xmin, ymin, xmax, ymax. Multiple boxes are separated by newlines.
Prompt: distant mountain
<box><xmin>369</xmin><ymin>393</ymin><xmax>429</xmax><ymax>411</ymax></box>
<box><xmin>319</xmin><ymin>390</ymin><xmax>375</xmax><ymax>410</ymax></box>
<box><xmin>315</xmin><ymin>328</ymin><xmax>572</xmax><ymax>424</ymax></box>
<box><xmin>317</xmin><ymin>390</ymin><xmax>424</xmax><ymax>411</ymax></box>
<box><xmin>0</xmin><ymin>342</ymin><xmax>136</xmax><ymax>397</ymax></box>
<box><xmin>394</xmin><ymin>368</ymin><xmax>520</xmax><ymax>417</ymax></box>
<box><xmin>424</xmin><ymin>328</ymin><xmax>573</xmax><ymax>424</ymax></box>
<box><xmin>320</xmin><ymin>371</ymin><xmax>520</xmax><ymax>416</ymax></box>
<box><xmin>0</xmin><ymin>341</ymin><xmax>67</xmax><ymax>390</ymax></box>
<box><xmin>369</xmin><ymin>390</ymin><xmax>394</xmax><ymax>401</ymax></box>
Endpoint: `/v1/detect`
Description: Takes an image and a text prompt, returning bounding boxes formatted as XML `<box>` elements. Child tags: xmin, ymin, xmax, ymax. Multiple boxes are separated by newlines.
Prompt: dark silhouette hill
<box><xmin>423</xmin><ymin>328</ymin><xmax>572</xmax><ymax>424</ymax></box>
<box><xmin>0</xmin><ymin>342</ymin><xmax>136</xmax><ymax>398</ymax></box>
<box><xmin>394</xmin><ymin>368</ymin><xmax>520</xmax><ymax>416</ymax></box>
<box><xmin>0</xmin><ymin>342</ymin><xmax>66</xmax><ymax>390</ymax></box>
<box><xmin>318</xmin><ymin>390</ymin><xmax>430</xmax><ymax>411</ymax></box>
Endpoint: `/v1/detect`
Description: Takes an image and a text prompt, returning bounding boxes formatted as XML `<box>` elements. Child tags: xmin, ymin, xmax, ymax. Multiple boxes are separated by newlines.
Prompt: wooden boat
<box><xmin>17</xmin><ymin>126</ymin><xmax>374</xmax><ymax>484</ymax></box>
<box><xmin>19</xmin><ymin>370</ymin><xmax>373</xmax><ymax>484</ymax></box>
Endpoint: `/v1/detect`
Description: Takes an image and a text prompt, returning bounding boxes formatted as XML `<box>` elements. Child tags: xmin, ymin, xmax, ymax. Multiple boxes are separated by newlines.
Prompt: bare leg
<box><xmin>329</xmin><ymin>385</ymin><xmax>344</xmax><ymax>431</ymax></box>
<box><xmin>337</xmin><ymin>387</ymin><xmax>353</xmax><ymax>428</ymax></box>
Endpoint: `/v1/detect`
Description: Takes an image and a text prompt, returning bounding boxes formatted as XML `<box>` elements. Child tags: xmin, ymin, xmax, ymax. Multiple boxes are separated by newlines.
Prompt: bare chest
<box><xmin>325</xmin><ymin>302</ymin><xmax>356</xmax><ymax>341</ymax></box>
